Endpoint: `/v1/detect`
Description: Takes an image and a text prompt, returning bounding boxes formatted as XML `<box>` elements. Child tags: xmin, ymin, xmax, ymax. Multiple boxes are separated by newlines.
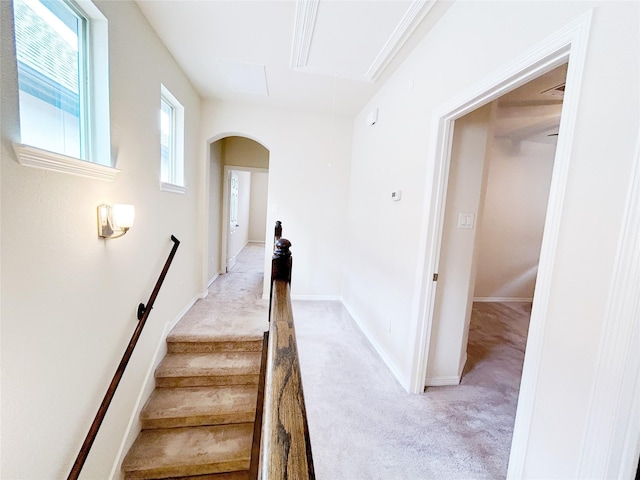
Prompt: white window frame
<box><xmin>12</xmin><ymin>0</ymin><xmax>114</xmax><ymax>181</ymax></box>
<box><xmin>160</xmin><ymin>84</ymin><xmax>186</xmax><ymax>194</ymax></box>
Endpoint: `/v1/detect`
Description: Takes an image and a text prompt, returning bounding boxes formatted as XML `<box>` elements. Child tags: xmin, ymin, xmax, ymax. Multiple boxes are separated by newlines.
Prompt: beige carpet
<box><xmin>295</xmin><ymin>301</ymin><xmax>530</xmax><ymax>480</ymax></box>
<box><xmin>168</xmin><ymin>243</ymin><xmax>269</xmax><ymax>343</ymax></box>
<box><xmin>170</xmin><ymin>243</ymin><xmax>530</xmax><ymax>479</ymax></box>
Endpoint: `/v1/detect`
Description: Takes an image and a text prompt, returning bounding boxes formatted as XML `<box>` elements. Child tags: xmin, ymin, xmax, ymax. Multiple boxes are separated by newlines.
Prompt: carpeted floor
<box><xmin>172</xmin><ymin>243</ymin><xmax>531</xmax><ymax>479</ymax></box>
<box><xmin>295</xmin><ymin>301</ymin><xmax>530</xmax><ymax>480</ymax></box>
<box><xmin>168</xmin><ymin>243</ymin><xmax>269</xmax><ymax>342</ymax></box>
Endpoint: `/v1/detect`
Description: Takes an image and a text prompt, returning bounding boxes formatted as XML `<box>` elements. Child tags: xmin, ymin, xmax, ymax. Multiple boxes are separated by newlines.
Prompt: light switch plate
<box><xmin>458</xmin><ymin>212</ymin><xmax>475</xmax><ymax>229</ymax></box>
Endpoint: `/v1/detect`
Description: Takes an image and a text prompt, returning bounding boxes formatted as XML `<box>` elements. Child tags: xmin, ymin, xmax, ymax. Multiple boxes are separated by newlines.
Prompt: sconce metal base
<box><xmin>137</xmin><ymin>303</ymin><xmax>147</xmax><ymax>320</ymax></box>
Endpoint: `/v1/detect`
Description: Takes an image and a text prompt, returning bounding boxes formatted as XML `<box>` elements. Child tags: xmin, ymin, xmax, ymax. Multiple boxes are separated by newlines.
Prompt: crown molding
<box><xmin>365</xmin><ymin>0</ymin><xmax>436</xmax><ymax>82</ymax></box>
<box><xmin>291</xmin><ymin>0</ymin><xmax>320</xmax><ymax>69</ymax></box>
<box><xmin>291</xmin><ymin>0</ymin><xmax>435</xmax><ymax>83</ymax></box>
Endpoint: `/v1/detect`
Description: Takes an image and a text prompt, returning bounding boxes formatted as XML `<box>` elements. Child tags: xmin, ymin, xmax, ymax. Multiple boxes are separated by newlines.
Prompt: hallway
<box><xmin>171</xmin><ymin>243</ymin><xmax>530</xmax><ymax>479</ymax></box>
<box><xmin>295</xmin><ymin>301</ymin><xmax>529</xmax><ymax>479</ymax></box>
<box><xmin>169</xmin><ymin>242</ymin><xmax>269</xmax><ymax>342</ymax></box>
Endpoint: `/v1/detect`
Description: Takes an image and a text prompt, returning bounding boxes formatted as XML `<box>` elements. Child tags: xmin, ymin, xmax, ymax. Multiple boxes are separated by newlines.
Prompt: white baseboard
<box><xmin>340</xmin><ymin>298</ymin><xmax>409</xmax><ymax>390</ymax></box>
<box><xmin>109</xmin><ymin>292</ymin><xmax>204</xmax><ymax>479</ymax></box>
<box><xmin>291</xmin><ymin>294</ymin><xmax>342</xmax><ymax>301</ymax></box>
<box><xmin>424</xmin><ymin>352</ymin><xmax>466</xmax><ymax>387</ymax></box>
<box><xmin>207</xmin><ymin>273</ymin><xmax>219</xmax><ymax>288</ymax></box>
<box><xmin>425</xmin><ymin>375</ymin><xmax>461</xmax><ymax>387</ymax></box>
<box><xmin>473</xmin><ymin>296</ymin><xmax>533</xmax><ymax>303</ymax></box>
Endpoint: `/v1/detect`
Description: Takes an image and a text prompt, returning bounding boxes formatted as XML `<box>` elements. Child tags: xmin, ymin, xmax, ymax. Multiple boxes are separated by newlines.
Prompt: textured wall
<box><xmin>1</xmin><ymin>1</ymin><xmax>202</xmax><ymax>477</ymax></box>
<box><xmin>200</xmin><ymin>102</ymin><xmax>353</xmax><ymax>299</ymax></box>
<box><xmin>344</xmin><ymin>1</ymin><xmax>639</xmax><ymax>477</ymax></box>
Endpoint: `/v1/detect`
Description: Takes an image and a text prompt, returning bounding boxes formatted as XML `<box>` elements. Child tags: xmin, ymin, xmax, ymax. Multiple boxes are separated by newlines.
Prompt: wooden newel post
<box><xmin>274</xmin><ymin>220</ymin><xmax>282</xmax><ymax>243</ymax></box>
<box><xmin>271</xmin><ymin>238</ymin><xmax>292</xmax><ymax>283</ymax></box>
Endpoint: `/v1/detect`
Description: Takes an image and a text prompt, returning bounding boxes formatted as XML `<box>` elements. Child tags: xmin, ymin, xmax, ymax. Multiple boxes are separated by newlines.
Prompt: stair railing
<box><xmin>67</xmin><ymin>235</ymin><xmax>181</xmax><ymax>480</ymax></box>
<box><xmin>251</xmin><ymin>222</ymin><xmax>315</xmax><ymax>479</ymax></box>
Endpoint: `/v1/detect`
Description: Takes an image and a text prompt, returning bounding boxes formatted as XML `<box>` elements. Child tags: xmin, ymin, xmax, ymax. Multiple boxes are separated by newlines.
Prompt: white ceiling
<box><xmin>135</xmin><ymin>0</ymin><xmax>453</xmax><ymax>116</ymax></box>
<box><xmin>494</xmin><ymin>63</ymin><xmax>567</xmax><ymax>144</ymax></box>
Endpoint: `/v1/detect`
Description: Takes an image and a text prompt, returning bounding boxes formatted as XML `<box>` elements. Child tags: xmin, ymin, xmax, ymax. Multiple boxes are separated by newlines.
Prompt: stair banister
<box><xmin>67</xmin><ymin>235</ymin><xmax>181</xmax><ymax>480</ymax></box>
<box><xmin>256</xmin><ymin>226</ymin><xmax>315</xmax><ymax>479</ymax></box>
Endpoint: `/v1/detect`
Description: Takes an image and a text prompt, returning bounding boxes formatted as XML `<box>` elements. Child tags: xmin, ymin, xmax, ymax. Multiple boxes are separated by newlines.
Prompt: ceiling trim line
<box><xmin>291</xmin><ymin>0</ymin><xmax>320</xmax><ymax>69</ymax></box>
<box><xmin>365</xmin><ymin>0</ymin><xmax>437</xmax><ymax>82</ymax></box>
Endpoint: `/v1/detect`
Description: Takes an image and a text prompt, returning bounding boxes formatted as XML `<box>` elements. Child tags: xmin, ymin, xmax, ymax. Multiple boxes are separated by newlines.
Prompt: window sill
<box><xmin>160</xmin><ymin>182</ymin><xmax>188</xmax><ymax>194</ymax></box>
<box><xmin>13</xmin><ymin>144</ymin><xmax>119</xmax><ymax>181</ymax></box>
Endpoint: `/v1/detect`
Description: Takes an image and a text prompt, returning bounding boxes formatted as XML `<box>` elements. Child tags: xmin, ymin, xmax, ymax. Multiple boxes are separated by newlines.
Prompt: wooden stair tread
<box><xmin>122</xmin><ymin>423</ymin><xmax>253</xmax><ymax>479</ymax></box>
<box><xmin>172</xmin><ymin>473</ymin><xmax>249</xmax><ymax>480</ymax></box>
<box><xmin>155</xmin><ymin>352</ymin><xmax>261</xmax><ymax>387</ymax></box>
<box><xmin>141</xmin><ymin>385</ymin><xmax>258</xmax><ymax>429</ymax></box>
<box><xmin>167</xmin><ymin>338</ymin><xmax>263</xmax><ymax>354</ymax></box>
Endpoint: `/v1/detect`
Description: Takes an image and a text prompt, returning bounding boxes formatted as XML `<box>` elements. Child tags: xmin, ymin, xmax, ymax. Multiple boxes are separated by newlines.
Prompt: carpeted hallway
<box><xmin>176</xmin><ymin>243</ymin><xmax>530</xmax><ymax>479</ymax></box>
<box><xmin>295</xmin><ymin>301</ymin><xmax>530</xmax><ymax>480</ymax></box>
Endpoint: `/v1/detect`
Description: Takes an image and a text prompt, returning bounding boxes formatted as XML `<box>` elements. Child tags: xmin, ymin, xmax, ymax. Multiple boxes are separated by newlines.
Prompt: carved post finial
<box><xmin>274</xmin><ymin>221</ymin><xmax>282</xmax><ymax>242</ymax></box>
<box><xmin>272</xmin><ymin>238</ymin><xmax>292</xmax><ymax>283</ymax></box>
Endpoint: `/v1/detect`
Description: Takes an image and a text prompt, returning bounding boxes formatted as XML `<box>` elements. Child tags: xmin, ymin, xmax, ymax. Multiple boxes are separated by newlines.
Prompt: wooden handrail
<box><xmin>258</xmin><ymin>229</ymin><xmax>315</xmax><ymax>479</ymax></box>
<box><xmin>268</xmin><ymin>221</ymin><xmax>287</xmax><ymax>323</ymax></box>
<box><xmin>67</xmin><ymin>235</ymin><xmax>180</xmax><ymax>480</ymax></box>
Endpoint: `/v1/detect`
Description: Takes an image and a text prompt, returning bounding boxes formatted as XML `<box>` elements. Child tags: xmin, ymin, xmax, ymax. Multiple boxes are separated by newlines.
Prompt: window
<box><xmin>12</xmin><ymin>0</ymin><xmax>113</xmax><ymax>178</ymax></box>
<box><xmin>160</xmin><ymin>85</ymin><xmax>185</xmax><ymax>193</ymax></box>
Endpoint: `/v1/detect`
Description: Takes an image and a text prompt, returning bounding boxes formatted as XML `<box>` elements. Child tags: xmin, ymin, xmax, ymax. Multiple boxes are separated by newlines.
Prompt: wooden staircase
<box><xmin>121</xmin><ymin>336</ymin><xmax>263</xmax><ymax>479</ymax></box>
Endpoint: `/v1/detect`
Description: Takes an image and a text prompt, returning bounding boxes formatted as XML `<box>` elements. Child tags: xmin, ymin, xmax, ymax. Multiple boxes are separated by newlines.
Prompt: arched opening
<box><xmin>206</xmin><ymin>135</ymin><xmax>270</xmax><ymax>294</ymax></box>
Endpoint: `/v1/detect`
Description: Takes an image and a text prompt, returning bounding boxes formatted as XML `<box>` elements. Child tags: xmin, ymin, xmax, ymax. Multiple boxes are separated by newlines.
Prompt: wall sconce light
<box><xmin>97</xmin><ymin>204</ymin><xmax>135</xmax><ymax>239</ymax></box>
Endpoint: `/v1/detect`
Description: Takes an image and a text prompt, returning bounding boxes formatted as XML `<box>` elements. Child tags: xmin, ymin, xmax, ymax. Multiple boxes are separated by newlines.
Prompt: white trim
<box><xmin>160</xmin><ymin>84</ymin><xmax>185</xmax><ymax>188</ymax></box>
<box><xmin>341</xmin><ymin>298</ymin><xmax>409</xmax><ymax>390</ymax></box>
<box><xmin>365</xmin><ymin>0</ymin><xmax>436</xmax><ymax>82</ymax></box>
<box><xmin>290</xmin><ymin>0</ymin><xmax>319</xmax><ymax>69</ymax></box>
<box><xmin>75</xmin><ymin>0</ymin><xmax>111</xmax><ymax>167</ymax></box>
<box><xmin>291</xmin><ymin>294</ymin><xmax>342</xmax><ymax>301</ymax></box>
<box><xmin>13</xmin><ymin>143</ymin><xmax>119</xmax><ymax>181</ymax></box>
<box><xmin>406</xmin><ymin>11</ymin><xmax>593</xmax><ymax>479</ymax></box>
<box><xmin>508</xmin><ymin>13</ymin><xmax>592</xmax><ymax>478</ymax></box>
<box><xmin>425</xmin><ymin>375</ymin><xmax>461</xmax><ymax>387</ymax></box>
<box><xmin>108</xmin><ymin>291</ymin><xmax>205</xmax><ymax>479</ymax></box>
<box><xmin>578</xmin><ymin>133</ymin><xmax>640</xmax><ymax>478</ymax></box>
<box><xmin>426</xmin><ymin>351</ymin><xmax>466</xmax><ymax>386</ymax></box>
<box><xmin>207</xmin><ymin>273</ymin><xmax>219</xmax><ymax>288</ymax></box>
<box><xmin>473</xmin><ymin>297</ymin><xmax>533</xmax><ymax>303</ymax></box>
<box><xmin>291</xmin><ymin>0</ymin><xmax>436</xmax><ymax>83</ymax></box>
<box><xmin>160</xmin><ymin>182</ymin><xmax>188</xmax><ymax>195</ymax></box>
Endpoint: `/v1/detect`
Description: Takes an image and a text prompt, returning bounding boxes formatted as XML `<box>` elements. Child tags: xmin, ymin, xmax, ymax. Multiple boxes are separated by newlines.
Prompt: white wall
<box><xmin>343</xmin><ymin>1</ymin><xmax>638</xmax><ymax>477</ymax></box>
<box><xmin>1</xmin><ymin>1</ymin><xmax>203</xmax><ymax>477</ymax></box>
<box><xmin>208</xmin><ymin>141</ymin><xmax>223</xmax><ymax>283</ymax></box>
<box><xmin>474</xmin><ymin>137</ymin><xmax>556</xmax><ymax>301</ymax></box>
<box><xmin>249</xmin><ymin>172</ymin><xmax>269</xmax><ymax>243</ymax></box>
<box><xmin>200</xmin><ymin>102</ymin><xmax>353</xmax><ymax>299</ymax></box>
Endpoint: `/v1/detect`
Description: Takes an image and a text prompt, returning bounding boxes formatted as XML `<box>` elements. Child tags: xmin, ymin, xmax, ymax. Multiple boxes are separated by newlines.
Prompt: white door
<box><xmin>227</xmin><ymin>172</ymin><xmax>239</xmax><ymax>271</ymax></box>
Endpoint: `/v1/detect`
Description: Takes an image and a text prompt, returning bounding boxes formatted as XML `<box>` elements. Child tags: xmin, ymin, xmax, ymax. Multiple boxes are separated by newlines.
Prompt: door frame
<box><xmin>220</xmin><ymin>165</ymin><xmax>269</xmax><ymax>274</ymax></box>
<box><xmin>409</xmin><ymin>11</ymin><xmax>593</xmax><ymax>477</ymax></box>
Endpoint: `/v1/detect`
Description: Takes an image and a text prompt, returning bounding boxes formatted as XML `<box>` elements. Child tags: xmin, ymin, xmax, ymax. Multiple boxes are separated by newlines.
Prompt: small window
<box><xmin>160</xmin><ymin>85</ymin><xmax>185</xmax><ymax>193</ymax></box>
<box><xmin>13</xmin><ymin>0</ymin><xmax>111</xmax><ymax>171</ymax></box>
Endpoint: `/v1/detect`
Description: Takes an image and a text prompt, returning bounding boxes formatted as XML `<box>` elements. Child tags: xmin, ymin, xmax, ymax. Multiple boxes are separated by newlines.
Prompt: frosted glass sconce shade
<box><xmin>98</xmin><ymin>204</ymin><xmax>135</xmax><ymax>239</ymax></box>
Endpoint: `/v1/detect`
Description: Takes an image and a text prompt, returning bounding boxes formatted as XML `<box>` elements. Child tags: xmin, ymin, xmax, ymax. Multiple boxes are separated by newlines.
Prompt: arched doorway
<box><xmin>206</xmin><ymin>135</ymin><xmax>270</xmax><ymax>291</ymax></box>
